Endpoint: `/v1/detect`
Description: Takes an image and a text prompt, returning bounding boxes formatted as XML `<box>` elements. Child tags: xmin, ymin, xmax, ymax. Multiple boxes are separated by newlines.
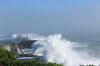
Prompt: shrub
<box><xmin>0</xmin><ymin>60</ymin><xmax>62</xmax><ymax>66</ymax></box>
<box><xmin>0</xmin><ymin>48</ymin><xmax>16</xmax><ymax>61</ymax></box>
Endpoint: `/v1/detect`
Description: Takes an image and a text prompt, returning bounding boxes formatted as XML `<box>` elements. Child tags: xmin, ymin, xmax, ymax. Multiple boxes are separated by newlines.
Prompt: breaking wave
<box><xmin>12</xmin><ymin>33</ymin><xmax>100</xmax><ymax>66</ymax></box>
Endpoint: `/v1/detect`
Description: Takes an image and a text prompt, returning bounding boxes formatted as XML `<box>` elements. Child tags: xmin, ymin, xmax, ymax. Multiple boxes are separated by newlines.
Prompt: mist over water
<box><xmin>12</xmin><ymin>33</ymin><xmax>100</xmax><ymax>66</ymax></box>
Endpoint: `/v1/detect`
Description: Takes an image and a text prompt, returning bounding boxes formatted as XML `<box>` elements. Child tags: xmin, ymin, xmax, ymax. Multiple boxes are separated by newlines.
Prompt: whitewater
<box><xmin>12</xmin><ymin>33</ymin><xmax>100</xmax><ymax>66</ymax></box>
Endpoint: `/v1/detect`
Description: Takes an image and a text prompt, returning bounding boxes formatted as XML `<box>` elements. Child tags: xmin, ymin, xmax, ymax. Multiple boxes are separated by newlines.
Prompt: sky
<box><xmin>0</xmin><ymin>0</ymin><xmax>100</xmax><ymax>35</ymax></box>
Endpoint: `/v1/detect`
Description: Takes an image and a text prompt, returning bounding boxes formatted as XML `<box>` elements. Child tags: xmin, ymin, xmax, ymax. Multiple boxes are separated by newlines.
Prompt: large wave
<box><xmin>12</xmin><ymin>33</ymin><xmax>100</xmax><ymax>66</ymax></box>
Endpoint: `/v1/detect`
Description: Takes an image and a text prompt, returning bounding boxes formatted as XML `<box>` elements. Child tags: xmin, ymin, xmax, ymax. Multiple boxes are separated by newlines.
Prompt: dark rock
<box><xmin>19</xmin><ymin>40</ymin><xmax>37</xmax><ymax>49</ymax></box>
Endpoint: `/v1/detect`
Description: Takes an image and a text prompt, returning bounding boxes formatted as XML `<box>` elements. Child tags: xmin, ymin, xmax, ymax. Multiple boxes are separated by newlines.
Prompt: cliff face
<box><xmin>0</xmin><ymin>43</ymin><xmax>22</xmax><ymax>54</ymax></box>
<box><xmin>0</xmin><ymin>40</ymin><xmax>43</xmax><ymax>61</ymax></box>
<box><xmin>0</xmin><ymin>40</ymin><xmax>37</xmax><ymax>55</ymax></box>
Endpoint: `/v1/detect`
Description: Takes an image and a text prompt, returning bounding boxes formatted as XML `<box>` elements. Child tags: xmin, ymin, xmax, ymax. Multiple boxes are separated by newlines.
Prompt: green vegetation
<box><xmin>0</xmin><ymin>60</ymin><xmax>62</xmax><ymax>66</ymax></box>
<box><xmin>0</xmin><ymin>48</ymin><xmax>62</xmax><ymax>66</ymax></box>
<box><xmin>0</xmin><ymin>48</ymin><xmax>16</xmax><ymax>61</ymax></box>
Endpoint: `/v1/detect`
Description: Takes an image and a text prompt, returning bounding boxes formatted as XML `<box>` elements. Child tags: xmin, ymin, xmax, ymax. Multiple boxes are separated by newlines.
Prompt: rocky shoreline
<box><xmin>0</xmin><ymin>40</ymin><xmax>41</xmax><ymax>61</ymax></box>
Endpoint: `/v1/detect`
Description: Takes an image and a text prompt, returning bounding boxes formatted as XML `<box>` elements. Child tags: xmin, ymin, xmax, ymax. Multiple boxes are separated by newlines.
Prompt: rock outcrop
<box><xmin>18</xmin><ymin>40</ymin><xmax>37</xmax><ymax>49</ymax></box>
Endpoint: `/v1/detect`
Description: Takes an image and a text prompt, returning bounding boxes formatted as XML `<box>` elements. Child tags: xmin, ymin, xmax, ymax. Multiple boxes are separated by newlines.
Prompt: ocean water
<box><xmin>64</xmin><ymin>33</ymin><xmax>100</xmax><ymax>58</ymax></box>
<box><xmin>1</xmin><ymin>33</ymin><xmax>100</xmax><ymax>66</ymax></box>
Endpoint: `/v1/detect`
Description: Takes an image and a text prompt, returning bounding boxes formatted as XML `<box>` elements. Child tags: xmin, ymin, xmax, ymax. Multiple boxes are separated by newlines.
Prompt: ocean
<box><xmin>1</xmin><ymin>33</ymin><xmax>100</xmax><ymax>66</ymax></box>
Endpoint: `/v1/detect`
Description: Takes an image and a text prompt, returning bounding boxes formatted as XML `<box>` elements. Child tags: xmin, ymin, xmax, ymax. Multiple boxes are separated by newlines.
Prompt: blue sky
<box><xmin>0</xmin><ymin>0</ymin><xmax>100</xmax><ymax>35</ymax></box>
